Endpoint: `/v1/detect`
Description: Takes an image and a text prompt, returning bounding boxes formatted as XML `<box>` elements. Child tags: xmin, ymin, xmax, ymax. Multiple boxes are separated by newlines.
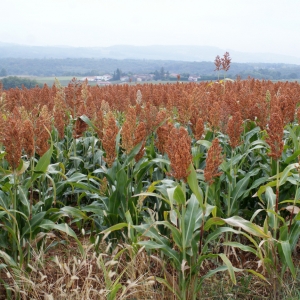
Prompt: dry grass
<box><xmin>0</xmin><ymin>234</ymin><xmax>172</xmax><ymax>300</ymax></box>
<box><xmin>0</xmin><ymin>235</ymin><xmax>300</xmax><ymax>299</ymax></box>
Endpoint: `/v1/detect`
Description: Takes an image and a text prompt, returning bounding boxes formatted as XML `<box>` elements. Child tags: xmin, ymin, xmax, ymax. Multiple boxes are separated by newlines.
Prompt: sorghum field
<box><xmin>1</xmin><ymin>76</ymin><xmax>300</xmax><ymax>299</ymax></box>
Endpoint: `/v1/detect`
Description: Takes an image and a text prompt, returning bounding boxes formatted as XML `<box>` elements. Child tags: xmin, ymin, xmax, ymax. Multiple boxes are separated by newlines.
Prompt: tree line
<box><xmin>0</xmin><ymin>58</ymin><xmax>299</xmax><ymax>80</ymax></box>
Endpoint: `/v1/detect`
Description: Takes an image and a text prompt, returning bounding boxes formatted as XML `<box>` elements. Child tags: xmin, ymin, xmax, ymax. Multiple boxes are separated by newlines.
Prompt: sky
<box><xmin>1</xmin><ymin>0</ymin><xmax>300</xmax><ymax>58</ymax></box>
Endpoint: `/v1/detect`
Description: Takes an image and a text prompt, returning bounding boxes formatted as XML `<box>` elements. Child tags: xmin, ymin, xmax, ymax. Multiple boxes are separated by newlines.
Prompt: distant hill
<box><xmin>1</xmin><ymin>57</ymin><xmax>300</xmax><ymax>80</ymax></box>
<box><xmin>1</xmin><ymin>42</ymin><xmax>300</xmax><ymax>65</ymax></box>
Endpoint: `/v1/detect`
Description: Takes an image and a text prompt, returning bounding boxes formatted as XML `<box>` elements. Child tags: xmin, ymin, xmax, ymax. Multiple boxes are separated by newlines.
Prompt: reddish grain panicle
<box><xmin>204</xmin><ymin>138</ymin><xmax>223</xmax><ymax>185</ymax></box>
<box><xmin>165</xmin><ymin>126</ymin><xmax>192</xmax><ymax>181</ymax></box>
<box><xmin>102</xmin><ymin>111</ymin><xmax>119</xmax><ymax>167</ymax></box>
<box><xmin>227</xmin><ymin>111</ymin><xmax>243</xmax><ymax>149</ymax></box>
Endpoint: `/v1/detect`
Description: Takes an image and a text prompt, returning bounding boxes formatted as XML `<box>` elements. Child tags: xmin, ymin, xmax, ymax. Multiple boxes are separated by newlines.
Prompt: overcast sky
<box><xmin>1</xmin><ymin>0</ymin><xmax>300</xmax><ymax>58</ymax></box>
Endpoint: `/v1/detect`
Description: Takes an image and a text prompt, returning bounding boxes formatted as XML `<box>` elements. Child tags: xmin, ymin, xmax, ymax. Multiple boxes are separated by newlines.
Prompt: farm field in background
<box><xmin>33</xmin><ymin>76</ymin><xmax>300</xmax><ymax>87</ymax></box>
<box><xmin>0</xmin><ymin>78</ymin><xmax>300</xmax><ymax>299</ymax></box>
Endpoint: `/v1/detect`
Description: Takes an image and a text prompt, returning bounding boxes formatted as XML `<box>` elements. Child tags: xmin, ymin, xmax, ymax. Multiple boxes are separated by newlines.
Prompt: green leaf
<box><xmin>278</xmin><ymin>240</ymin><xmax>296</xmax><ymax>278</ymax></box>
<box><xmin>204</xmin><ymin>217</ymin><xmax>225</xmax><ymax>230</ymax></box>
<box><xmin>223</xmin><ymin>216</ymin><xmax>270</xmax><ymax>238</ymax></box>
<box><xmin>79</xmin><ymin>115</ymin><xmax>97</xmax><ymax>131</ymax></box>
<box><xmin>39</xmin><ymin>220</ymin><xmax>84</xmax><ymax>255</ymax></box>
<box><xmin>17</xmin><ymin>185</ymin><xmax>30</xmax><ymax>217</ymax></box>
<box><xmin>26</xmin><ymin>142</ymin><xmax>53</xmax><ymax>188</ymax></box>
<box><xmin>59</xmin><ymin>206</ymin><xmax>88</xmax><ymax>221</ymax></box>
<box><xmin>230</xmin><ymin>170</ymin><xmax>259</xmax><ymax>214</ymax></box>
<box><xmin>67</xmin><ymin>172</ymin><xmax>87</xmax><ymax>182</ymax></box>
<box><xmin>184</xmin><ymin>195</ymin><xmax>199</xmax><ymax>249</ymax></box>
<box><xmin>22</xmin><ymin>212</ymin><xmax>46</xmax><ymax>238</ymax></box>
<box><xmin>223</xmin><ymin>241</ymin><xmax>258</xmax><ymax>256</ymax></box>
<box><xmin>284</xmin><ymin>149</ymin><xmax>300</xmax><ymax>164</ymax></box>
<box><xmin>101</xmin><ymin>223</ymin><xmax>128</xmax><ymax>235</ymax></box>
<box><xmin>268</xmin><ymin>163</ymin><xmax>299</xmax><ymax>186</ymax></box>
<box><xmin>265</xmin><ymin>186</ymin><xmax>276</xmax><ymax>226</ymax></box>
<box><xmin>187</xmin><ymin>164</ymin><xmax>203</xmax><ymax>207</ymax></box>
<box><xmin>196</xmin><ymin>140</ymin><xmax>212</xmax><ymax>148</ymax></box>
<box><xmin>156</xmin><ymin>221</ymin><xmax>182</xmax><ymax>250</ymax></box>
<box><xmin>173</xmin><ymin>185</ymin><xmax>186</xmax><ymax>205</ymax></box>
<box><xmin>81</xmin><ymin>204</ymin><xmax>104</xmax><ymax>216</ymax></box>
<box><xmin>138</xmin><ymin>241</ymin><xmax>165</xmax><ymax>250</ymax></box>
<box><xmin>125</xmin><ymin>211</ymin><xmax>136</xmax><ymax>242</ymax></box>
<box><xmin>219</xmin><ymin>253</ymin><xmax>236</xmax><ymax>284</ymax></box>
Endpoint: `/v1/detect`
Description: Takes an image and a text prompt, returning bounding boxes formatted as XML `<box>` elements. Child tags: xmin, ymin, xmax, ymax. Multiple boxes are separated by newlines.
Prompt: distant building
<box><xmin>96</xmin><ymin>74</ymin><xmax>112</xmax><ymax>81</ymax></box>
<box><xmin>188</xmin><ymin>75</ymin><xmax>199</xmax><ymax>82</ymax></box>
<box><xmin>133</xmin><ymin>74</ymin><xmax>153</xmax><ymax>81</ymax></box>
<box><xmin>120</xmin><ymin>76</ymin><xmax>129</xmax><ymax>82</ymax></box>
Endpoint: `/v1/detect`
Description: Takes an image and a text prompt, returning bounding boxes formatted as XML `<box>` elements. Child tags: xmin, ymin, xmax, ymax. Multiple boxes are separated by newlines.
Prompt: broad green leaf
<box><xmin>39</xmin><ymin>220</ymin><xmax>84</xmax><ymax>255</ymax></box>
<box><xmin>81</xmin><ymin>204</ymin><xmax>104</xmax><ymax>216</ymax></box>
<box><xmin>184</xmin><ymin>195</ymin><xmax>199</xmax><ymax>249</ymax></box>
<box><xmin>196</xmin><ymin>140</ymin><xmax>212</xmax><ymax>148</ymax></box>
<box><xmin>289</xmin><ymin>221</ymin><xmax>300</xmax><ymax>250</ymax></box>
<box><xmin>278</xmin><ymin>240</ymin><xmax>296</xmax><ymax>278</ymax></box>
<box><xmin>101</xmin><ymin>223</ymin><xmax>128</xmax><ymax>235</ymax></box>
<box><xmin>204</xmin><ymin>217</ymin><xmax>225</xmax><ymax>230</ymax></box>
<box><xmin>223</xmin><ymin>216</ymin><xmax>270</xmax><ymax>238</ymax></box>
<box><xmin>268</xmin><ymin>163</ymin><xmax>299</xmax><ymax>186</ymax></box>
<box><xmin>219</xmin><ymin>253</ymin><xmax>236</xmax><ymax>284</ymax></box>
<box><xmin>173</xmin><ymin>185</ymin><xmax>186</xmax><ymax>205</ymax></box>
<box><xmin>79</xmin><ymin>115</ymin><xmax>97</xmax><ymax>131</ymax></box>
<box><xmin>187</xmin><ymin>164</ymin><xmax>203</xmax><ymax>207</ymax></box>
<box><xmin>67</xmin><ymin>172</ymin><xmax>87</xmax><ymax>182</ymax></box>
<box><xmin>156</xmin><ymin>221</ymin><xmax>182</xmax><ymax>250</ymax></box>
<box><xmin>17</xmin><ymin>185</ymin><xmax>30</xmax><ymax>217</ymax></box>
<box><xmin>265</xmin><ymin>186</ymin><xmax>276</xmax><ymax>229</ymax></box>
<box><xmin>26</xmin><ymin>141</ymin><xmax>53</xmax><ymax>187</ymax></box>
<box><xmin>285</xmin><ymin>149</ymin><xmax>300</xmax><ymax>164</ymax></box>
<box><xmin>230</xmin><ymin>169</ymin><xmax>259</xmax><ymax>214</ymax></box>
<box><xmin>22</xmin><ymin>211</ymin><xmax>46</xmax><ymax>238</ymax></box>
<box><xmin>59</xmin><ymin>206</ymin><xmax>88</xmax><ymax>221</ymax></box>
<box><xmin>223</xmin><ymin>241</ymin><xmax>258</xmax><ymax>256</ymax></box>
<box><xmin>138</xmin><ymin>241</ymin><xmax>165</xmax><ymax>250</ymax></box>
<box><xmin>125</xmin><ymin>210</ymin><xmax>136</xmax><ymax>242</ymax></box>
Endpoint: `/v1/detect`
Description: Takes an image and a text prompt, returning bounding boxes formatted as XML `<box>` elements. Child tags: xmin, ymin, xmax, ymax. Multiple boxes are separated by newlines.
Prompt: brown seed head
<box><xmin>155</xmin><ymin>121</ymin><xmax>173</xmax><ymax>154</ymax></box>
<box><xmin>121</xmin><ymin>106</ymin><xmax>136</xmax><ymax>154</ymax></box>
<box><xmin>227</xmin><ymin>111</ymin><xmax>243</xmax><ymax>149</ymax></box>
<box><xmin>35</xmin><ymin>105</ymin><xmax>51</xmax><ymax>156</ymax></box>
<box><xmin>194</xmin><ymin>117</ymin><xmax>204</xmax><ymax>140</ymax></box>
<box><xmin>221</xmin><ymin>52</ymin><xmax>231</xmax><ymax>72</ymax></box>
<box><xmin>2</xmin><ymin>108</ymin><xmax>23</xmax><ymax>169</ymax></box>
<box><xmin>23</xmin><ymin>119</ymin><xmax>35</xmax><ymax>158</ymax></box>
<box><xmin>204</xmin><ymin>138</ymin><xmax>223</xmax><ymax>185</ymax></box>
<box><xmin>214</xmin><ymin>55</ymin><xmax>222</xmax><ymax>71</ymax></box>
<box><xmin>266</xmin><ymin>111</ymin><xmax>284</xmax><ymax>160</ymax></box>
<box><xmin>134</xmin><ymin>121</ymin><xmax>147</xmax><ymax>162</ymax></box>
<box><xmin>165</xmin><ymin>126</ymin><xmax>192</xmax><ymax>181</ymax></box>
<box><xmin>102</xmin><ymin>111</ymin><xmax>119</xmax><ymax>167</ymax></box>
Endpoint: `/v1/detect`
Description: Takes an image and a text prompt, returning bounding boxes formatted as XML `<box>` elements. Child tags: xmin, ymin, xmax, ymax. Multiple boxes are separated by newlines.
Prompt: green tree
<box><xmin>154</xmin><ymin>70</ymin><xmax>160</xmax><ymax>81</ymax></box>
<box><xmin>0</xmin><ymin>68</ymin><xmax>7</xmax><ymax>77</ymax></box>
<box><xmin>0</xmin><ymin>76</ymin><xmax>41</xmax><ymax>90</ymax></box>
<box><xmin>112</xmin><ymin>68</ymin><xmax>122</xmax><ymax>80</ymax></box>
<box><xmin>160</xmin><ymin>67</ymin><xmax>165</xmax><ymax>80</ymax></box>
<box><xmin>288</xmin><ymin>72</ymin><xmax>298</xmax><ymax>79</ymax></box>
